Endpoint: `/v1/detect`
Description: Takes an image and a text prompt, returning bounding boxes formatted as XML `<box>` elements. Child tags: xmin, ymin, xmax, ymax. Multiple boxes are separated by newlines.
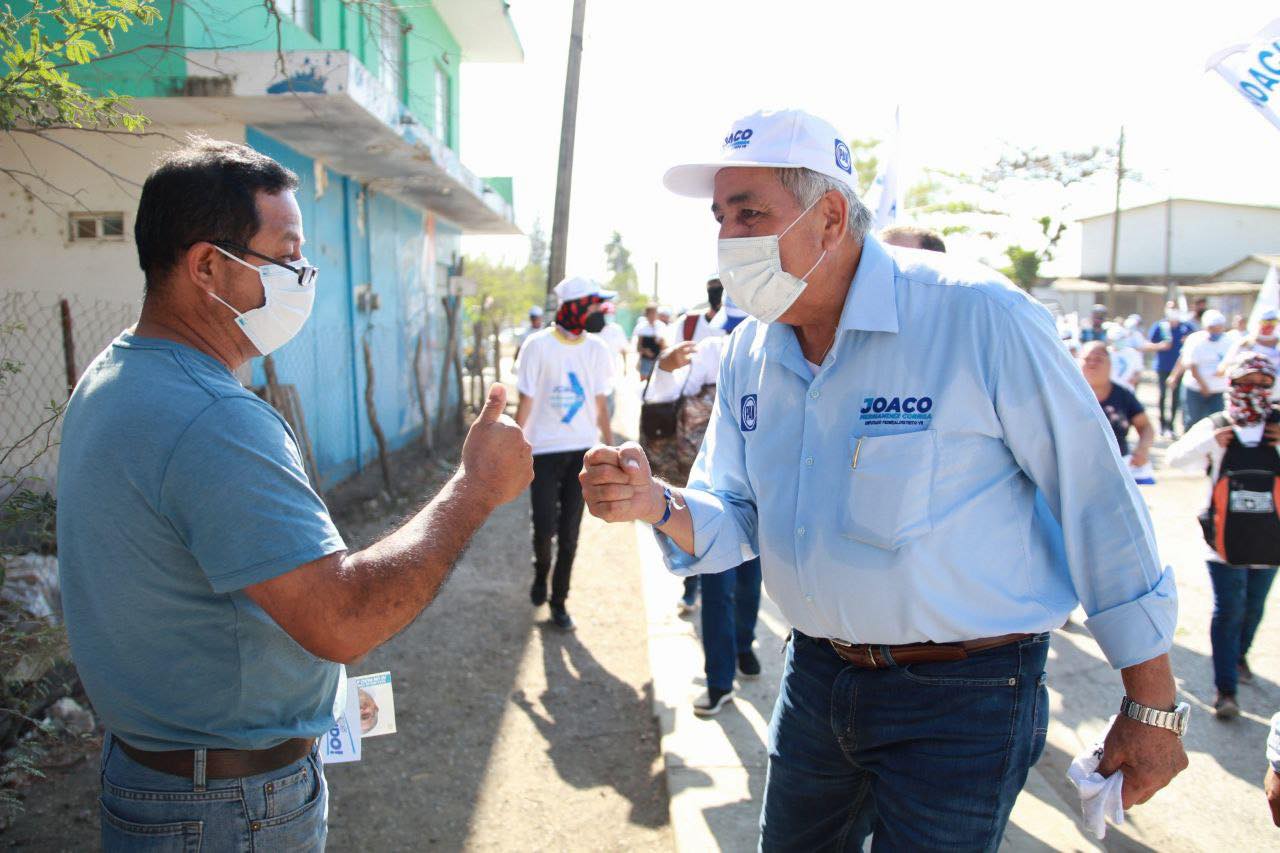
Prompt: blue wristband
<box><xmin>655</xmin><ymin>486</ymin><xmax>674</xmax><ymax>528</ymax></box>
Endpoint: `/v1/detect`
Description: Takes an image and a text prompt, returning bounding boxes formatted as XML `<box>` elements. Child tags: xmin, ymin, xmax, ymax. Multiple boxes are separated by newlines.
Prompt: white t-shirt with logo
<box><xmin>595</xmin><ymin>321</ymin><xmax>629</xmax><ymax>390</ymax></box>
<box><xmin>1180</xmin><ymin>330</ymin><xmax>1232</xmax><ymax>394</ymax></box>
<box><xmin>516</xmin><ymin>327</ymin><xmax>614</xmax><ymax>455</ymax></box>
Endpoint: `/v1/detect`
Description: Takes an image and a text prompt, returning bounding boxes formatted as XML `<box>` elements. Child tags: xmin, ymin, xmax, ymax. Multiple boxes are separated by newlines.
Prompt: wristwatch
<box><xmin>1119</xmin><ymin>696</ymin><xmax>1191</xmax><ymax>738</ymax></box>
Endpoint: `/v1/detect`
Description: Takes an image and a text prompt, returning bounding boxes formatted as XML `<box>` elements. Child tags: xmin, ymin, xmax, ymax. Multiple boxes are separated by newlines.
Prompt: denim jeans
<box><xmin>99</xmin><ymin>734</ymin><xmax>327</xmax><ymax>852</ymax></box>
<box><xmin>1157</xmin><ymin>369</ymin><xmax>1180</xmax><ymax>431</ymax></box>
<box><xmin>681</xmin><ymin>575</ymin><xmax>699</xmax><ymax>605</ymax></box>
<box><xmin>1182</xmin><ymin>387</ymin><xmax>1224</xmax><ymax>432</ymax></box>
<box><xmin>760</xmin><ymin>631</ymin><xmax>1050</xmax><ymax>852</ymax></box>
<box><xmin>700</xmin><ymin>558</ymin><xmax>762</xmax><ymax>691</ymax></box>
<box><xmin>1206</xmin><ymin>561</ymin><xmax>1278</xmax><ymax>695</ymax></box>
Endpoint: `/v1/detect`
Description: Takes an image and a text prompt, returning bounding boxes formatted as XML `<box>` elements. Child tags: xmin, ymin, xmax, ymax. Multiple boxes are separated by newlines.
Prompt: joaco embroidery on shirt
<box><xmin>740</xmin><ymin>394</ymin><xmax>758</xmax><ymax>432</ymax></box>
<box><xmin>858</xmin><ymin>395</ymin><xmax>932</xmax><ymax>429</ymax></box>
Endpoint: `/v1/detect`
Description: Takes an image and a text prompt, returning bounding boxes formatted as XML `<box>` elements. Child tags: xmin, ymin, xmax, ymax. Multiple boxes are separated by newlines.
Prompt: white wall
<box><xmin>1081</xmin><ymin>201</ymin><xmax>1280</xmax><ymax>279</ymax></box>
<box><xmin>0</xmin><ymin>122</ymin><xmax>245</xmax><ymax>491</ymax></box>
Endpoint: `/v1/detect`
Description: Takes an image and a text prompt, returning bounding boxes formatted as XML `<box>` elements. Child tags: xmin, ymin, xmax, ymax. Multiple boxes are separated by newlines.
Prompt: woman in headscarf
<box><xmin>1168</xmin><ymin>352</ymin><xmax>1280</xmax><ymax>719</ymax></box>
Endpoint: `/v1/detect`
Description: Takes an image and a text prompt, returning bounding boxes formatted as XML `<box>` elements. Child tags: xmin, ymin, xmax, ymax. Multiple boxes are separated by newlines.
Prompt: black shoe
<box><xmin>737</xmin><ymin>650</ymin><xmax>761</xmax><ymax>680</ymax></box>
<box><xmin>693</xmin><ymin>687</ymin><xmax>735</xmax><ymax>717</ymax></box>
<box><xmin>549</xmin><ymin>605</ymin><xmax>576</xmax><ymax>631</ymax></box>
<box><xmin>530</xmin><ymin>580</ymin><xmax>547</xmax><ymax>606</ymax></box>
<box><xmin>1214</xmin><ymin>692</ymin><xmax>1240</xmax><ymax>720</ymax></box>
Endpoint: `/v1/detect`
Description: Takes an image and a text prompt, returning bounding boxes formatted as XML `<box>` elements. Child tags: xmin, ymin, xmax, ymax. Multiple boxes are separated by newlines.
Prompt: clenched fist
<box><xmin>579</xmin><ymin>442</ymin><xmax>665</xmax><ymax>524</ymax></box>
<box><xmin>460</xmin><ymin>384</ymin><xmax>533</xmax><ymax>508</ymax></box>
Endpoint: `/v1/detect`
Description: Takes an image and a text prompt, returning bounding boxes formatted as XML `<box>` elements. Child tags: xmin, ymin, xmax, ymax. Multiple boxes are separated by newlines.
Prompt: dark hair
<box><xmin>880</xmin><ymin>224</ymin><xmax>946</xmax><ymax>253</ymax></box>
<box><xmin>135</xmin><ymin>135</ymin><xmax>299</xmax><ymax>291</ymax></box>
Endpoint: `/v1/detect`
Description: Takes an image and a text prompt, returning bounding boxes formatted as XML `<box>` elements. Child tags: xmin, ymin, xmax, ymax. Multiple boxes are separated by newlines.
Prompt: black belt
<box><xmin>116</xmin><ymin>736</ymin><xmax>314</xmax><ymax>780</ymax></box>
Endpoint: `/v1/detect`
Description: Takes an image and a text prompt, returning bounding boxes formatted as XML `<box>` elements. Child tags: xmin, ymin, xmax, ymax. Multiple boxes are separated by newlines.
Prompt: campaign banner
<box><xmin>1206</xmin><ymin>19</ymin><xmax>1280</xmax><ymax>132</ymax></box>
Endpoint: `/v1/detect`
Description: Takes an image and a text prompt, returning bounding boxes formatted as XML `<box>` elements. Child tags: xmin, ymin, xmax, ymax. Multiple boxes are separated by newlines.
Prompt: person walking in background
<box><xmin>642</xmin><ymin>318</ymin><xmax>763</xmax><ymax>716</ymax></box>
<box><xmin>632</xmin><ymin>303</ymin><xmax>668</xmax><ymax>380</ymax></box>
<box><xmin>514</xmin><ymin>304</ymin><xmax>545</xmax><ymax>362</ymax></box>
<box><xmin>593</xmin><ymin>302</ymin><xmax>630</xmax><ymax>418</ymax></box>
<box><xmin>880</xmin><ymin>224</ymin><xmax>947</xmax><ymax>253</ymax></box>
<box><xmin>1222</xmin><ymin>308</ymin><xmax>1280</xmax><ymax>379</ymax></box>
<box><xmin>1079</xmin><ymin>303</ymin><xmax>1109</xmax><ymax>343</ymax></box>
<box><xmin>1149</xmin><ymin>300</ymin><xmax>1195</xmax><ymax>437</ymax></box>
<box><xmin>1167</xmin><ymin>353</ymin><xmax>1280</xmax><ymax>720</ymax></box>
<box><xmin>1079</xmin><ymin>342</ymin><xmax>1154</xmax><ymax>472</ymax></box>
<box><xmin>57</xmin><ymin>138</ymin><xmax>533</xmax><ymax>850</ymax></box>
<box><xmin>1107</xmin><ymin>324</ymin><xmax>1144</xmax><ymax>391</ymax></box>
<box><xmin>676</xmin><ymin>276</ymin><xmax>726</xmax><ymax>344</ymax></box>
<box><xmin>1180</xmin><ymin>309</ymin><xmax>1233</xmax><ymax>432</ymax></box>
<box><xmin>516</xmin><ymin>277</ymin><xmax>616</xmax><ymax>631</ymax></box>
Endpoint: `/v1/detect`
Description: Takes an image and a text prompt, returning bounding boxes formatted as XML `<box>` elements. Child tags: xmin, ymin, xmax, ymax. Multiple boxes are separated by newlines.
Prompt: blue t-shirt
<box><xmin>1148</xmin><ymin>319</ymin><xmax>1194</xmax><ymax>373</ymax></box>
<box><xmin>57</xmin><ymin>334</ymin><xmax>346</xmax><ymax>751</ymax></box>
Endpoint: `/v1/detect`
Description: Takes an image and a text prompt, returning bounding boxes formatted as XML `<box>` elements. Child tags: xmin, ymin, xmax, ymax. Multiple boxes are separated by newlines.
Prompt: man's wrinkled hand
<box><xmin>579</xmin><ymin>442</ymin><xmax>663</xmax><ymax>524</ymax></box>
<box><xmin>459</xmin><ymin>384</ymin><xmax>533</xmax><ymax>507</ymax></box>
<box><xmin>1096</xmin><ymin>714</ymin><xmax>1188</xmax><ymax>809</ymax></box>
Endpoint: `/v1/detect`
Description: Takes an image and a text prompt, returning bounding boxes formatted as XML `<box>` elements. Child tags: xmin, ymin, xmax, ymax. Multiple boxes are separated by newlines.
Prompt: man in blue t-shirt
<box><xmin>57</xmin><ymin>138</ymin><xmax>533</xmax><ymax>849</ymax></box>
<box><xmin>1149</xmin><ymin>299</ymin><xmax>1195</xmax><ymax>436</ymax></box>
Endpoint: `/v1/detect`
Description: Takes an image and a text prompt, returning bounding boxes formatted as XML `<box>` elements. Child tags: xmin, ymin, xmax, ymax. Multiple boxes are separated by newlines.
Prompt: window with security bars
<box><xmin>69</xmin><ymin>212</ymin><xmax>125</xmax><ymax>242</ymax></box>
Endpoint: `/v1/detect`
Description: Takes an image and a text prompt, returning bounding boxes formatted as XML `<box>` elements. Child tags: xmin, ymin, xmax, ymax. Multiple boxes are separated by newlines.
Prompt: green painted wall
<box><xmin>31</xmin><ymin>0</ymin><xmax>461</xmax><ymax>150</ymax></box>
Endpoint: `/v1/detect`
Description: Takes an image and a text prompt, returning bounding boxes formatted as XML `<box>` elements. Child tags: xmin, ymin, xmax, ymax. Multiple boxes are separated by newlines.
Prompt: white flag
<box><xmin>866</xmin><ymin>107</ymin><xmax>903</xmax><ymax>230</ymax></box>
<box><xmin>1249</xmin><ymin>264</ymin><xmax>1280</xmax><ymax>331</ymax></box>
<box><xmin>1205</xmin><ymin>19</ymin><xmax>1280</xmax><ymax>132</ymax></box>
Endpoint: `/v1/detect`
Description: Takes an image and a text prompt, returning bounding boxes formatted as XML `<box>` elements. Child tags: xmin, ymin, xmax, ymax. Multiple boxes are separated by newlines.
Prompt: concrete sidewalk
<box><xmin>634</xmin><ymin>523</ymin><xmax>1104</xmax><ymax>853</ymax></box>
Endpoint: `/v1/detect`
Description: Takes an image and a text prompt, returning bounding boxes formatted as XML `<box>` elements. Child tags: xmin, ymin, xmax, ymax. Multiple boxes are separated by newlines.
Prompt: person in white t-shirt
<box><xmin>632</xmin><ymin>304</ymin><xmax>669</xmax><ymax>380</ymax></box>
<box><xmin>515</xmin><ymin>277</ymin><xmax>616</xmax><ymax>631</ymax></box>
<box><xmin>675</xmin><ymin>277</ymin><xmax>726</xmax><ymax>344</ymax></box>
<box><xmin>1106</xmin><ymin>324</ymin><xmax>1144</xmax><ymax>391</ymax></box>
<box><xmin>1180</xmin><ymin>309</ymin><xmax>1232</xmax><ymax>432</ymax></box>
<box><xmin>1221</xmin><ymin>308</ymin><xmax>1280</xmax><ymax>387</ymax></box>
<box><xmin>592</xmin><ymin>302</ymin><xmax>630</xmax><ymax>417</ymax></box>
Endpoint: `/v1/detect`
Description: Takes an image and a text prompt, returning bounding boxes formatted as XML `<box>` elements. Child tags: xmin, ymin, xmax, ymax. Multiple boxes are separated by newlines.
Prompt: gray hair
<box><xmin>775</xmin><ymin>168</ymin><xmax>872</xmax><ymax>240</ymax></box>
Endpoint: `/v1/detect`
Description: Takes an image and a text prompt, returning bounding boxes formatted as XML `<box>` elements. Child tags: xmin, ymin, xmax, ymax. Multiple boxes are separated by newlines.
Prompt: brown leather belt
<box><xmin>828</xmin><ymin>632</ymin><xmax>1035</xmax><ymax>669</ymax></box>
<box><xmin>116</xmin><ymin>736</ymin><xmax>315</xmax><ymax>780</ymax></box>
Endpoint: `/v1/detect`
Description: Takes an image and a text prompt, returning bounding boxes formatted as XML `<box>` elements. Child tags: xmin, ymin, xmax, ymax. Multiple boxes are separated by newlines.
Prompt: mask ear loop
<box><xmin>778</xmin><ymin>194</ymin><xmax>830</xmax><ymax>281</ymax></box>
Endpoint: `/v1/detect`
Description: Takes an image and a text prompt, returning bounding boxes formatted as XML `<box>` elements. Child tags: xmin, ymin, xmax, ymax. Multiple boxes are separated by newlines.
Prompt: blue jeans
<box><xmin>99</xmin><ymin>735</ymin><xmax>327</xmax><ymax>851</ymax></box>
<box><xmin>1182</xmin><ymin>387</ymin><xmax>1224</xmax><ymax>432</ymax></box>
<box><xmin>1207</xmin><ymin>561</ymin><xmax>1278</xmax><ymax>695</ymax></box>
<box><xmin>681</xmin><ymin>575</ymin><xmax>700</xmax><ymax>606</ymax></box>
<box><xmin>700</xmin><ymin>558</ymin><xmax>762</xmax><ymax>691</ymax></box>
<box><xmin>760</xmin><ymin>631</ymin><xmax>1050</xmax><ymax>852</ymax></box>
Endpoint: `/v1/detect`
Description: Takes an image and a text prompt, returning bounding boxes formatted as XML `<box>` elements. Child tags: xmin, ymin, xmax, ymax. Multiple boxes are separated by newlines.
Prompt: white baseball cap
<box><xmin>1202</xmin><ymin>309</ymin><xmax>1227</xmax><ymax>328</ymax></box>
<box><xmin>528</xmin><ymin>305</ymin><xmax>544</xmax><ymax>317</ymax></box>
<box><xmin>663</xmin><ymin>109</ymin><xmax>857</xmax><ymax>198</ymax></box>
<box><xmin>553</xmin><ymin>276</ymin><xmax>616</xmax><ymax>305</ymax></box>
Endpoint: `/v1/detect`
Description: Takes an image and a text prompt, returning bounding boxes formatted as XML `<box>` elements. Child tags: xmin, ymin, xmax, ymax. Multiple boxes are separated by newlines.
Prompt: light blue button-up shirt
<box><xmin>658</xmin><ymin>237</ymin><xmax>1176</xmax><ymax>670</ymax></box>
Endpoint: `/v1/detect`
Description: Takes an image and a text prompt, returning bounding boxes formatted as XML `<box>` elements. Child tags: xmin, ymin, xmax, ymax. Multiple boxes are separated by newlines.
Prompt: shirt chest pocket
<box><xmin>842</xmin><ymin>429</ymin><xmax>936</xmax><ymax>550</ymax></box>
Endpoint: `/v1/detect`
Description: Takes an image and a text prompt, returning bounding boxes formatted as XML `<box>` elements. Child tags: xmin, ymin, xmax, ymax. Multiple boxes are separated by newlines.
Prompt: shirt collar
<box><xmin>836</xmin><ymin>235</ymin><xmax>899</xmax><ymax>335</ymax></box>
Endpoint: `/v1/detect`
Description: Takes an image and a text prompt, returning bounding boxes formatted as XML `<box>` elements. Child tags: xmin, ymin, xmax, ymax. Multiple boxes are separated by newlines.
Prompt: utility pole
<box><xmin>1163</xmin><ymin>196</ymin><xmax>1174</xmax><ymax>299</ymax></box>
<box><xmin>1106</xmin><ymin>125</ymin><xmax>1125</xmax><ymax>315</ymax></box>
<box><xmin>546</xmin><ymin>0</ymin><xmax>587</xmax><ymax>298</ymax></box>
<box><xmin>652</xmin><ymin>261</ymin><xmax>659</xmax><ymax>300</ymax></box>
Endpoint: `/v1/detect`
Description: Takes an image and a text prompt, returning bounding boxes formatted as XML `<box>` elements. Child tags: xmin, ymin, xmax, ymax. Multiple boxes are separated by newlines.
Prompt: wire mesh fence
<box><xmin>0</xmin><ymin>291</ymin><xmax>140</xmax><ymax>495</ymax></box>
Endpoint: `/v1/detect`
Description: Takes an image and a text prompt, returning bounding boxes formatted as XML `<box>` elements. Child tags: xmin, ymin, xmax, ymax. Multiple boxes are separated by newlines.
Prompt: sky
<box><xmin>457</xmin><ymin>1</ymin><xmax>1280</xmax><ymax>311</ymax></box>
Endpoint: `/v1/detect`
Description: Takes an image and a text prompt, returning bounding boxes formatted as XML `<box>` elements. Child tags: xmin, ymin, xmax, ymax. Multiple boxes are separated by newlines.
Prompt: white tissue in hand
<box><xmin>1066</xmin><ymin>728</ymin><xmax>1125</xmax><ymax>840</ymax></box>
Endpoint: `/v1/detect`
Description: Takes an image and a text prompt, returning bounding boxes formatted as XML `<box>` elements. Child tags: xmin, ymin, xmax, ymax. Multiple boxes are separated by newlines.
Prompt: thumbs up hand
<box><xmin>579</xmin><ymin>441</ymin><xmax>665</xmax><ymax>524</ymax></box>
<box><xmin>460</xmin><ymin>384</ymin><xmax>533</xmax><ymax>508</ymax></box>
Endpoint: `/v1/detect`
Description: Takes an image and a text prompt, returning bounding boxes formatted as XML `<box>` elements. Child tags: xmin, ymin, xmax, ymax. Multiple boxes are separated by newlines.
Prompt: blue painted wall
<box><xmin>245</xmin><ymin>128</ymin><xmax>452</xmax><ymax>490</ymax></box>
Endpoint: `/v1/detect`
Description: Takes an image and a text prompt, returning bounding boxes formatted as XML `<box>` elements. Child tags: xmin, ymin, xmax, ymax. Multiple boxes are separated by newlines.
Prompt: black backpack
<box><xmin>1198</xmin><ymin>411</ymin><xmax>1280</xmax><ymax>565</ymax></box>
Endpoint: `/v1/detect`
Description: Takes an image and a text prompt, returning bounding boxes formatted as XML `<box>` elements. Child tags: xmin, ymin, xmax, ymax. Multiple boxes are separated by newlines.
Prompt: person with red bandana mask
<box><xmin>1168</xmin><ymin>352</ymin><xmax>1280</xmax><ymax>720</ymax></box>
<box><xmin>515</xmin><ymin>277</ymin><xmax>616</xmax><ymax>630</ymax></box>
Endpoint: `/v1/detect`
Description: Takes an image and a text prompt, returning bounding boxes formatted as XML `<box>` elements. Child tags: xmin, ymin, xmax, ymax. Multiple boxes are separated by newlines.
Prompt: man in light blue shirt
<box><xmin>581</xmin><ymin>110</ymin><xmax>1188</xmax><ymax>850</ymax></box>
<box><xmin>58</xmin><ymin>138</ymin><xmax>532</xmax><ymax>850</ymax></box>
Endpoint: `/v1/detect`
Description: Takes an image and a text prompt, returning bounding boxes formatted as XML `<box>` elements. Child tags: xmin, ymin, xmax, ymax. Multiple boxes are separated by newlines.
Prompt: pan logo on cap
<box><xmin>834</xmin><ymin>139</ymin><xmax>852</xmax><ymax>174</ymax></box>
<box><xmin>724</xmin><ymin>128</ymin><xmax>754</xmax><ymax>150</ymax></box>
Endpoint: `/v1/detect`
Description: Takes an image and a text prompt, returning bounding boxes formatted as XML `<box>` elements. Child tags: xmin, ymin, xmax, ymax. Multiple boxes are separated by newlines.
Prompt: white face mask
<box><xmin>717</xmin><ymin>197</ymin><xmax>827</xmax><ymax>324</ymax></box>
<box><xmin>209</xmin><ymin>245</ymin><xmax>316</xmax><ymax>356</ymax></box>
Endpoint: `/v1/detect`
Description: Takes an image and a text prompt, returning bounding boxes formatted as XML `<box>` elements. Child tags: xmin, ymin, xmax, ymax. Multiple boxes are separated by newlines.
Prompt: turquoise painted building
<box><xmin>2</xmin><ymin>1</ymin><xmax>523</xmax><ymax>489</ymax></box>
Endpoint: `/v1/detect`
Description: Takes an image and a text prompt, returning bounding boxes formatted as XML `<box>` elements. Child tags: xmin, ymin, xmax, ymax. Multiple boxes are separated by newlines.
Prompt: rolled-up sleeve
<box><xmin>992</xmin><ymin>297</ymin><xmax>1177</xmax><ymax>670</ymax></box>
<box><xmin>654</xmin><ymin>351</ymin><xmax>759</xmax><ymax>576</ymax></box>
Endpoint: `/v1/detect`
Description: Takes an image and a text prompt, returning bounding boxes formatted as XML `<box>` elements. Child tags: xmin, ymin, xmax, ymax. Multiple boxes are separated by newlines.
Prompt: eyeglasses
<box><xmin>1233</xmin><ymin>381</ymin><xmax>1275</xmax><ymax>391</ymax></box>
<box><xmin>203</xmin><ymin>240</ymin><xmax>318</xmax><ymax>287</ymax></box>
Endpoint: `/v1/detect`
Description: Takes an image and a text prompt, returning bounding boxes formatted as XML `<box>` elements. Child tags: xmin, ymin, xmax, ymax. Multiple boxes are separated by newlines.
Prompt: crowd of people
<box><xmin>50</xmin><ymin>112</ymin><xmax>1280</xmax><ymax>851</ymax></box>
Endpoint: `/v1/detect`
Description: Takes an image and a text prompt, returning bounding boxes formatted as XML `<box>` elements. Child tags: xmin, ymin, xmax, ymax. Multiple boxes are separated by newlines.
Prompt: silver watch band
<box><xmin>1120</xmin><ymin>696</ymin><xmax>1188</xmax><ymax>737</ymax></box>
